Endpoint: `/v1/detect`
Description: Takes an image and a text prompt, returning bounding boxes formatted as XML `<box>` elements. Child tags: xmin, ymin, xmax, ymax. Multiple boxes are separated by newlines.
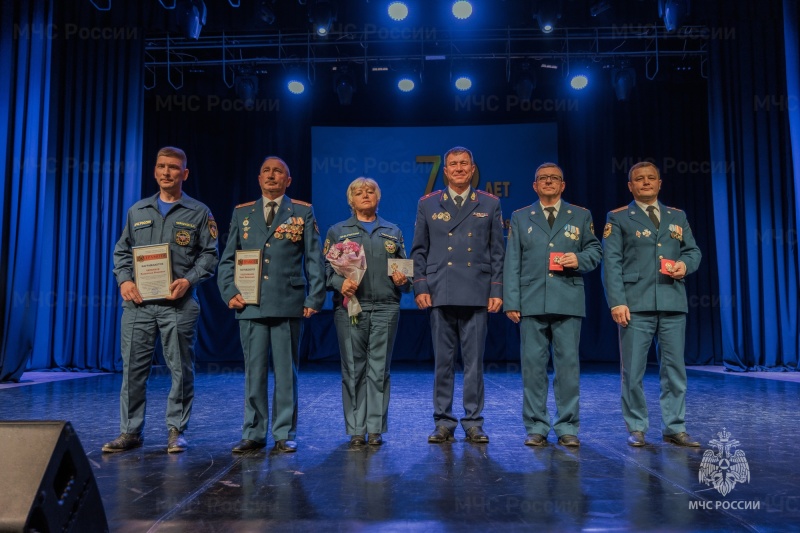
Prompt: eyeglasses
<box><xmin>536</xmin><ymin>174</ymin><xmax>563</xmax><ymax>183</ymax></box>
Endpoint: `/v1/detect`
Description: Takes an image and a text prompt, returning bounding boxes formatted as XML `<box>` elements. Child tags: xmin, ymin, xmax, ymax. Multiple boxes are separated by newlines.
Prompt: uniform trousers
<box><xmin>119</xmin><ymin>296</ymin><xmax>200</xmax><ymax>434</ymax></box>
<box><xmin>239</xmin><ymin>317</ymin><xmax>301</xmax><ymax>443</ymax></box>
<box><xmin>619</xmin><ymin>311</ymin><xmax>687</xmax><ymax>435</ymax></box>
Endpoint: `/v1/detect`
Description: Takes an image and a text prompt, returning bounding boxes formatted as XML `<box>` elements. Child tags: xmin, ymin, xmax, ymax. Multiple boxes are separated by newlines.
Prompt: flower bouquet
<box><xmin>325</xmin><ymin>239</ymin><xmax>366</xmax><ymax>324</ymax></box>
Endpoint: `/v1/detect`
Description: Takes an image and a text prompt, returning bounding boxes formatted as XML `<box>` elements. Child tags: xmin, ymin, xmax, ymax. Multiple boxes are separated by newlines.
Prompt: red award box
<box><xmin>660</xmin><ymin>258</ymin><xmax>676</xmax><ymax>275</ymax></box>
<box><xmin>549</xmin><ymin>252</ymin><xmax>565</xmax><ymax>271</ymax></box>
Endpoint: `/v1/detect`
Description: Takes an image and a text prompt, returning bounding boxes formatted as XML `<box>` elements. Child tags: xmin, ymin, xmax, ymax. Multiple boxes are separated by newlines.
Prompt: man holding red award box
<box><xmin>602</xmin><ymin>161</ymin><xmax>702</xmax><ymax>448</ymax></box>
<box><xmin>503</xmin><ymin>162</ymin><xmax>601</xmax><ymax>448</ymax></box>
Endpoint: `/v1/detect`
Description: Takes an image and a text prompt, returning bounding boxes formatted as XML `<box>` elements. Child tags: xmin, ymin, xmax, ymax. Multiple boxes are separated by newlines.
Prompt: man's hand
<box><xmin>303</xmin><ymin>307</ymin><xmax>318</xmax><ymax>318</ymax></box>
<box><xmin>611</xmin><ymin>305</ymin><xmax>631</xmax><ymax>327</ymax></box>
<box><xmin>488</xmin><ymin>297</ymin><xmax>503</xmax><ymax>313</ymax></box>
<box><xmin>166</xmin><ymin>278</ymin><xmax>191</xmax><ymax>300</ymax></box>
<box><xmin>120</xmin><ymin>281</ymin><xmax>143</xmax><ymax>304</ymax></box>
<box><xmin>341</xmin><ymin>279</ymin><xmax>358</xmax><ymax>298</ymax></box>
<box><xmin>559</xmin><ymin>252</ymin><xmax>579</xmax><ymax>269</ymax></box>
<box><xmin>390</xmin><ymin>271</ymin><xmax>408</xmax><ymax>286</ymax></box>
<box><xmin>415</xmin><ymin>293</ymin><xmax>432</xmax><ymax>309</ymax></box>
<box><xmin>505</xmin><ymin>310</ymin><xmax>521</xmax><ymax>323</ymax></box>
<box><xmin>669</xmin><ymin>260</ymin><xmax>687</xmax><ymax>280</ymax></box>
<box><xmin>228</xmin><ymin>294</ymin><xmax>246</xmax><ymax>309</ymax></box>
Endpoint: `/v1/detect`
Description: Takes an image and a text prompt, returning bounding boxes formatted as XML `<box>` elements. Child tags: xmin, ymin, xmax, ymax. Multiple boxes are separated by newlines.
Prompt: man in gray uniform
<box><xmin>602</xmin><ymin>161</ymin><xmax>702</xmax><ymax>448</ymax></box>
<box><xmin>411</xmin><ymin>146</ymin><xmax>505</xmax><ymax>444</ymax></box>
<box><xmin>504</xmin><ymin>163</ymin><xmax>601</xmax><ymax>448</ymax></box>
<box><xmin>218</xmin><ymin>156</ymin><xmax>325</xmax><ymax>454</ymax></box>
<box><xmin>105</xmin><ymin>146</ymin><xmax>219</xmax><ymax>453</ymax></box>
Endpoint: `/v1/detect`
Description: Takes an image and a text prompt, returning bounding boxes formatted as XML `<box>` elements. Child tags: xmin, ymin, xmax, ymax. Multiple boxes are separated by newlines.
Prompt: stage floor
<box><xmin>1</xmin><ymin>362</ymin><xmax>796</xmax><ymax>532</ymax></box>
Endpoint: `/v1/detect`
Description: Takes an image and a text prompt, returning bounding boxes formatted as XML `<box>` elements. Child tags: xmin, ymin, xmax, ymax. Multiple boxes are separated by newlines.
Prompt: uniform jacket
<box><xmin>504</xmin><ymin>200</ymin><xmax>601</xmax><ymax>317</ymax></box>
<box><xmin>217</xmin><ymin>196</ymin><xmax>326</xmax><ymax>318</ymax></box>
<box><xmin>410</xmin><ymin>188</ymin><xmax>505</xmax><ymax>307</ymax></box>
<box><xmin>113</xmin><ymin>192</ymin><xmax>219</xmax><ymax>292</ymax></box>
<box><xmin>602</xmin><ymin>200</ymin><xmax>701</xmax><ymax>313</ymax></box>
<box><xmin>324</xmin><ymin>215</ymin><xmax>411</xmax><ymax>309</ymax></box>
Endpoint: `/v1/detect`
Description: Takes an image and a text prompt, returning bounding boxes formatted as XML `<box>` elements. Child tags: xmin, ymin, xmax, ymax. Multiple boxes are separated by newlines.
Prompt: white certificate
<box><xmin>133</xmin><ymin>244</ymin><xmax>172</xmax><ymax>301</ymax></box>
<box><xmin>235</xmin><ymin>249</ymin><xmax>262</xmax><ymax>304</ymax></box>
<box><xmin>387</xmin><ymin>258</ymin><xmax>413</xmax><ymax>277</ymax></box>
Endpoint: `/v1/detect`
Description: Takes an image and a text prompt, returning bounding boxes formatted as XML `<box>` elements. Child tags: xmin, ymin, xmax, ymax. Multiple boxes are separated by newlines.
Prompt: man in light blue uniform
<box><xmin>106</xmin><ymin>146</ymin><xmax>219</xmax><ymax>454</ymax></box>
<box><xmin>411</xmin><ymin>146</ymin><xmax>505</xmax><ymax>444</ymax></box>
<box><xmin>218</xmin><ymin>156</ymin><xmax>325</xmax><ymax>454</ymax></box>
<box><xmin>324</xmin><ymin>178</ymin><xmax>410</xmax><ymax>447</ymax></box>
<box><xmin>504</xmin><ymin>163</ymin><xmax>601</xmax><ymax>448</ymax></box>
<box><xmin>602</xmin><ymin>161</ymin><xmax>702</xmax><ymax>448</ymax></box>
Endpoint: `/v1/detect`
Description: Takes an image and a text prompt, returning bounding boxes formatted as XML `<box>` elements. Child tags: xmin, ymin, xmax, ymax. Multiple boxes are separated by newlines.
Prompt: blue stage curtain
<box><xmin>708</xmin><ymin>0</ymin><xmax>800</xmax><ymax>371</ymax></box>
<box><xmin>0</xmin><ymin>1</ymin><xmax>144</xmax><ymax>381</ymax></box>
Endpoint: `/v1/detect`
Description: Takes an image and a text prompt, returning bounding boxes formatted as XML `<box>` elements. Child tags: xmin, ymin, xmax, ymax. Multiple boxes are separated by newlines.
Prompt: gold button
<box><xmin>265</xmin><ymin>243</ymin><xmax>271</xmax><ymax>248</ymax></box>
<box><xmin>549</xmin><ymin>273</ymin><xmax>554</xmax><ymax>277</ymax></box>
<box><xmin>467</xmin><ymin>262</ymin><xmax>471</xmax><ymax>267</ymax></box>
<box><xmin>468</xmin><ymin>233</ymin><xmax>473</xmax><ymax>237</ymax></box>
<box><xmin>467</xmin><ymin>248</ymin><xmax>472</xmax><ymax>252</ymax></box>
<box><xmin>549</xmin><ymin>243</ymin><xmax>554</xmax><ymax>247</ymax></box>
<box><xmin>265</xmin><ymin>259</ymin><xmax>270</xmax><ymax>263</ymax></box>
<box><xmin>657</xmin><ymin>243</ymin><xmax>662</xmax><ymax>247</ymax></box>
<box><xmin>658</xmin><ymin>255</ymin><xmax>663</xmax><ymax>259</ymax></box>
<box><xmin>447</xmin><ymin>262</ymin><xmax>452</xmax><ymax>266</ymax></box>
<box><xmin>448</xmin><ymin>247</ymin><xmax>453</xmax><ymax>251</ymax></box>
<box><xmin>448</xmin><ymin>232</ymin><xmax>453</xmax><ymax>236</ymax></box>
<box><xmin>263</xmin><ymin>275</ymin><xmax>269</xmax><ymax>280</ymax></box>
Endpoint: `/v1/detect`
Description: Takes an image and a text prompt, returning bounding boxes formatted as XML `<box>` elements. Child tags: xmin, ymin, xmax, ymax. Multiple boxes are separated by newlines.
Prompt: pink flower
<box><xmin>325</xmin><ymin>239</ymin><xmax>367</xmax><ymax>323</ymax></box>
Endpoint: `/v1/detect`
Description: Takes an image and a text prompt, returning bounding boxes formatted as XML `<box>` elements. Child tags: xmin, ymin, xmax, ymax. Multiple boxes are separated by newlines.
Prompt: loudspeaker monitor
<box><xmin>0</xmin><ymin>421</ymin><xmax>108</xmax><ymax>532</ymax></box>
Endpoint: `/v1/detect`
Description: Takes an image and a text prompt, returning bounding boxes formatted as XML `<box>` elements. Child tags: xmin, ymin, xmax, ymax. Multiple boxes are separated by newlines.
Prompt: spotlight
<box><xmin>532</xmin><ymin>1</ymin><xmax>561</xmax><ymax>33</ymax></box>
<box><xmin>333</xmin><ymin>66</ymin><xmax>355</xmax><ymax>105</ymax></box>
<box><xmin>398</xmin><ymin>77</ymin><xmax>415</xmax><ymax>92</ymax></box>
<box><xmin>570</xmin><ymin>73</ymin><xmax>588</xmax><ymax>90</ymax></box>
<box><xmin>452</xmin><ymin>1</ymin><xmax>473</xmax><ymax>20</ymax></box>
<box><xmin>235</xmin><ymin>75</ymin><xmax>259</xmax><ymax>108</ymax></box>
<box><xmin>287</xmin><ymin>79</ymin><xmax>305</xmax><ymax>94</ymax></box>
<box><xmin>257</xmin><ymin>0</ymin><xmax>276</xmax><ymax>25</ymax></box>
<box><xmin>454</xmin><ymin>76</ymin><xmax>472</xmax><ymax>91</ymax></box>
<box><xmin>659</xmin><ymin>0</ymin><xmax>690</xmax><ymax>33</ymax></box>
<box><xmin>388</xmin><ymin>2</ymin><xmax>408</xmax><ymax>21</ymax></box>
<box><xmin>176</xmin><ymin>0</ymin><xmax>206</xmax><ymax>40</ymax></box>
<box><xmin>589</xmin><ymin>1</ymin><xmax>610</xmax><ymax>17</ymax></box>
<box><xmin>513</xmin><ymin>62</ymin><xmax>536</xmax><ymax>101</ymax></box>
<box><xmin>310</xmin><ymin>0</ymin><xmax>336</xmax><ymax>36</ymax></box>
<box><xmin>611</xmin><ymin>64</ymin><xmax>636</xmax><ymax>101</ymax></box>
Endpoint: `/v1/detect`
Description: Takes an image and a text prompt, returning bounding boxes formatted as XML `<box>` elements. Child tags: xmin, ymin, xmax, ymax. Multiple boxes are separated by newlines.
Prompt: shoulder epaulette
<box><xmin>666</xmin><ymin>206</ymin><xmax>684</xmax><ymax>212</ymax></box>
<box><xmin>611</xmin><ymin>206</ymin><xmax>627</xmax><ymax>213</ymax></box>
<box><xmin>420</xmin><ymin>190</ymin><xmax>442</xmax><ymax>200</ymax></box>
<box><xmin>291</xmin><ymin>199</ymin><xmax>311</xmax><ymax>207</ymax></box>
<box><xmin>570</xmin><ymin>204</ymin><xmax>589</xmax><ymax>211</ymax></box>
<box><xmin>235</xmin><ymin>200</ymin><xmax>256</xmax><ymax>208</ymax></box>
<box><xmin>476</xmin><ymin>189</ymin><xmax>499</xmax><ymax>199</ymax></box>
<box><xmin>513</xmin><ymin>205</ymin><xmax>532</xmax><ymax>213</ymax></box>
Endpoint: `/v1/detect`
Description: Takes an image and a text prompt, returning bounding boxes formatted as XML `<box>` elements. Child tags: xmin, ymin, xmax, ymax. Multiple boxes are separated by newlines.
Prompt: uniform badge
<box><xmin>443</xmin><ymin>212</ymin><xmax>451</xmax><ymax>221</ymax></box>
<box><xmin>590</xmin><ymin>222</ymin><xmax>594</xmax><ymax>234</ymax></box>
<box><xmin>603</xmin><ymin>223</ymin><xmax>612</xmax><ymax>239</ymax></box>
<box><xmin>473</xmin><ymin>212</ymin><xmax>488</xmax><ymax>218</ymax></box>
<box><xmin>243</xmin><ymin>232</ymin><xmax>249</xmax><ymax>240</ymax></box>
<box><xmin>443</xmin><ymin>193</ymin><xmax>449</xmax><ymax>201</ymax></box>
<box><xmin>470</xmin><ymin>192</ymin><xmax>476</xmax><ymax>201</ymax></box>
<box><xmin>528</xmin><ymin>226</ymin><xmax>532</xmax><ymax>234</ymax></box>
<box><xmin>323</xmin><ymin>238</ymin><xmax>331</xmax><ymax>255</ymax></box>
<box><xmin>175</xmin><ymin>230</ymin><xmax>191</xmax><ymax>246</ymax></box>
<box><xmin>636</xmin><ymin>230</ymin><xmax>642</xmax><ymax>238</ymax></box>
<box><xmin>436</xmin><ymin>213</ymin><xmax>443</xmax><ymax>220</ymax></box>
<box><xmin>384</xmin><ymin>240</ymin><xmax>397</xmax><ymax>253</ymax></box>
<box><xmin>563</xmin><ymin>224</ymin><xmax>580</xmax><ymax>240</ymax></box>
<box><xmin>243</xmin><ymin>218</ymin><xmax>250</xmax><ymax>227</ymax></box>
<box><xmin>642</xmin><ymin>229</ymin><xmax>652</xmax><ymax>238</ymax></box>
<box><xmin>209</xmin><ymin>220</ymin><xmax>218</xmax><ymax>239</ymax></box>
<box><xmin>669</xmin><ymin>224</ymin><xmax>683</xmax><ymax>241</ymax></box>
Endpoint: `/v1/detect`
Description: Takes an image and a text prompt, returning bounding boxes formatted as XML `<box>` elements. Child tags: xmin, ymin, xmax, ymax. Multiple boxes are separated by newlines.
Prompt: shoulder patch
<box><xmin>476</xmin><ymin>189</ymin><xmax>499</xmax><ymax>199</ymax></box>
<box><xmin>236</xmin><ymin>201</ymin><xmax>256</xmax><ymax>208</ymax></box>
<box><xmin>291</xmin><ymin>199</ymin><xmax>312</xmax><ymax>207</ymax></box>
<box><xmin>420</xmin><ymin>190</ymin><xmax>442</xmax><ymax>200</ymax></box>
<box><xmin>610</xmin><ymin>206</ymin><xmax>627</xmax><ymax>213</ymax></box>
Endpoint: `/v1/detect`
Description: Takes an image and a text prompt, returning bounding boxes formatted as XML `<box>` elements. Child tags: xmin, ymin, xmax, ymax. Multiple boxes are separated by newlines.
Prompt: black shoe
<box><xmin>350</xmin><ymin>435</ymin><xmax>366</xmax><ymax>448</ymax></box>
<box><xmin>663</xmin><ymin>432</ymin><xmax>700</xmax><ymax>447</ymax></box>
<box><xmin>368</xmin><ymin>433</ymin><xmax>383</xmax><ymax>446</ymax></box>
<box><xmin>271</xmin><ymin>439</ymin><xmax>298</xmax><ymax>454</ymax></box>
<box><xmin>231</xmin><ymin>439</ymin><xmax>266</xmax><ymax>454</ymax></box>
<box><xmin>558</xmin><ymin>434</ymin><xmax>580</xmax><ymax>447</ymax></box>
<box><xmin>102</xmin><ymin>433</ymin><xmax>143</xmax><ymax>453</ymax></box>
<box><xmin>167</xmin><ymin>427</ymin><xmax>187</xmax><ymax>453</ymax></box>
<box><xmin>524</xmin><ymin>433</ymin><xmax>547</xmax><ymax>447</ymax></box>
<box><xmin>465</xmin><ymin>426</ymin><xmax>489</xmax><ymax>443</ymax></box>
<box><xmin>628</xmin><ymin>431</ymin><xmax>646</xmax><ymax>447</ymax></box>
<box><xmin>428</xmin><ymin>426</ymin><xmax>455</xmax><ymax>443</ymax></box>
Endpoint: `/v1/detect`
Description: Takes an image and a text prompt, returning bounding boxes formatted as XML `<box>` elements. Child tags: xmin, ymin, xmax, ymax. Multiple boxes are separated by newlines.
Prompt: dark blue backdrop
<box><xmin>1</xmin><ymin>0</ymin><xmax>798</xmax><ymax>382</ymax></box>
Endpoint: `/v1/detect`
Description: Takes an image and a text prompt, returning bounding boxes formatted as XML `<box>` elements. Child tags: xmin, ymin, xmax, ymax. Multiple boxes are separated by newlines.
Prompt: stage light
<box><xmin>589</xmin><ymin>1</ymin><xmax>610</xmax><ymax>17</ymax></box>
<box><xmin>454</xmin><ymin>76</ymin><xmax>472</xmax><ymax>91</ymax></box>
<box><xmin>533</xmin><ymin>1</ymin><xmax>561</xmax><ymax>33</ymax></box>
<box><xmin>570</xmin><ymin>74</ymin><xmax>588</xmax><ymax>90</ymax></box>
<box><xmin>398</xmin><ymin>77</ymin><xmax>415</xmax><ymax>92</ymax></box>
<box><xmin>513</xmin><ymin>62</ymin><xmax>536</xmax><ymax>101</ymax></box>
<box><xmin>452</xmin><ymin>1</ymin><xmax>473</xmax><ymax>20</ymax></box>
<box><xmin>176</xmin><ymin>0</ymin><xmax>207</xmax><ymax>40</ymax></box>
<box><xmin>310</xmin><ymin>0</ymin><xmax>335</xmax><ymax>36</ymax></box>
<box><xmin>333</xmin><ymin>66</ymin><xmax>356</xmax><ymax>105</ymax></box>
<box><xmin>288</xmin><ymin>79</ymin><xmax>305</xmax><ymax>94</ymax></box>
<box><xmin>659</xmin><ymin>0</ymin><xmax>690</xmax><ymax>33</ymax></box>
<box><xmin>257</xmin><ymin>0</ymin><xmax>276</xmax><ymax>25</ymax></box>
<box><xmin>388</xmin><ymin>2</ymin><xmax>408</xmax><ymax>21</ymax></box>
<box><xmin>611</xmin><ymin>64</ymin><xmax>636</xmax><ymax>101</ymax></box>
<box><xmin>235</xmin><ymin>75</ymin><xmax>258</xmax><ymax>108</ymax></box>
